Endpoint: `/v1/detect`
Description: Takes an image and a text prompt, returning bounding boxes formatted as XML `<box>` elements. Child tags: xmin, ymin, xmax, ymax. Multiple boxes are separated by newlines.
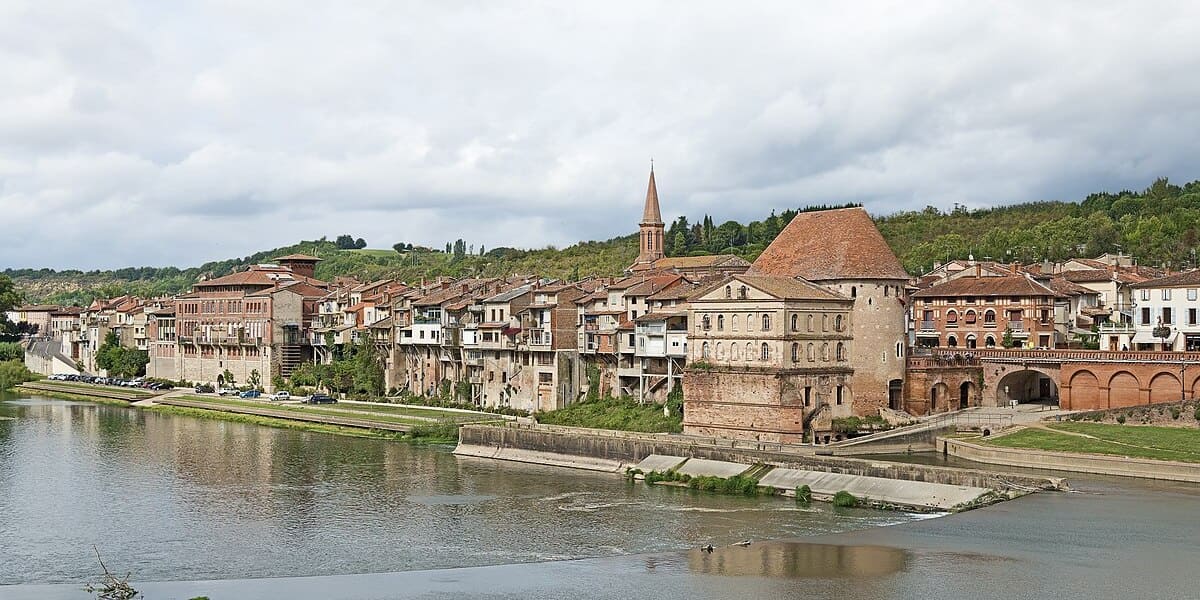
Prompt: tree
<box><xmin>1001</xmin><ymin>328</ymin><xmax>1015</xmax><ymax>349</ymax></box>
<box><xmin>95</xmin><ymin>331</ymin><xmax>147</xmax><ymax>378</ymax></box>
<box><xmin>248</xmin><ymin>369</ymin><xmax>262</xmax><ymax>390</ymax></box>
<box><xmin>354</xmin><ymin>238</ymin><xmax>367</xmax><ymax>249</ymax></box>
<box><xmin>0</xmin><ymin>342</ymin><xmax>22</xmax><ymax>362</ymax></box>
<box><xmin>0</xmin><ymin>275</ymin><xmax>21</xmax><ymax>334</ymax></box>
<box><xmin>335</xmin><ymin>235</ymin><xmax>357</xmax><ymax>250</ymax></box>
<box><xmin>221</xmin><ymin>368</ymin><xmax>235</xmax><ymax>388</ymax></box>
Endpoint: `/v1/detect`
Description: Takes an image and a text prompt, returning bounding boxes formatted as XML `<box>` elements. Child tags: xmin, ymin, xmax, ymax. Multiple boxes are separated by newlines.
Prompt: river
<box><xmin>2</xmin><ymin>393</ymin><xmax>1198</xmax><ymax>599</ymax></box>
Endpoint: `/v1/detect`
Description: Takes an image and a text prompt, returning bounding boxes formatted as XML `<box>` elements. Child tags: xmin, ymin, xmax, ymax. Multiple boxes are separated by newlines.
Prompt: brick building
<box><xmin>912</xmin><ymin>273</ymin><xmax>1061</xmax><ymax>350</ymax></box>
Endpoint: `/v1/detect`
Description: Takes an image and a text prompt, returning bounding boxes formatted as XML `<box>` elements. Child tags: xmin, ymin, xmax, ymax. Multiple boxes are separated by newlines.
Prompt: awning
<box><xmin>1130</xmin><ymin>330</ymin><xmax>1177</xmax><ymax>345</ymax></box>
<box><xmin>915</xmin><ymin>330</ymin><xmax>940</xmax><ymax>338</ymax></box>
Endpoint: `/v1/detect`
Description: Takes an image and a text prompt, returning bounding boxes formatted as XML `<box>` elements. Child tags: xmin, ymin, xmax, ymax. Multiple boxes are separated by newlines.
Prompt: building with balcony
<box><xmin>911</xmin><ymin>273</ymin><xmax>1060</xmax><ymax>351</ymax></box>
<box><xmin>1112</xmin><ymin>270</ymin><xmax>1200</xmax><ymax>351</ymax></box>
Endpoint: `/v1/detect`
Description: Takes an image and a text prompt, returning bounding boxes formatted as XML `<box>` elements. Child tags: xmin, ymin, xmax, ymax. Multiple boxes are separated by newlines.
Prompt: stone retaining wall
<box><xmin>940</xmin><ymin>437</ymin><xmax>1200</xmax><ymax>483</ymax></box>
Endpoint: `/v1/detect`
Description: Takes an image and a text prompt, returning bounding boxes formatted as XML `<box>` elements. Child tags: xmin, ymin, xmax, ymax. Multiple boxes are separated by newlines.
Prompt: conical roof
<box><xmin>641</xmin><ymin>168</ymin><xmax>663</xmax><ymax>225</ymax></box>
<box><xmin>749</xmin><ymin>207</ymin><xmax>908</xmax><ymax>281</ymax></box>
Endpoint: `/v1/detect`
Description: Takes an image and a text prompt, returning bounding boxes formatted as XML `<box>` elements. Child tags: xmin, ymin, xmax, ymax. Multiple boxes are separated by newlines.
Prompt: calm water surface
<box><xmin>4</xmin><ymin>393</ymin><xmax>1199</xmax><ymax>599</ymax></box>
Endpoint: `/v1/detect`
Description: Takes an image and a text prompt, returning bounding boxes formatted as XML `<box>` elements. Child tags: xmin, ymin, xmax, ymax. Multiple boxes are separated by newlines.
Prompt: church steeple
<box><xmin>630</xmin><ymin>164</ymin><xmax>666</xmax><ymax>272</ymax></box>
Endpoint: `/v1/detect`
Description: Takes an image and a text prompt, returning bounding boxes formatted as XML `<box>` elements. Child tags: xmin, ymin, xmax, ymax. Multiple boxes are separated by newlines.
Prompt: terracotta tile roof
<box><xmin>1041</xmin><ymin>277</ymin><xmax>1097</xmax><ymax>296</ymax></box>
<box><xmin>642</xmin><ymin>168</ymin><xmax>662</xmax><ymax>224</ymax></box>
<box><xmin>912</xmin><ymin>274</ymin><xmax>1060</xmax><ymax>298</ymax></box>
<box><xmin>648</xmin><ymin>282</ymin><xmax>701</xmax><ymax>301</ymax></box>
<box><xmin>690</xmin><ymin>274</ymin><xmax>846</xmax><ymax>302</ymax></box>
<box><xmin>749</xmin><ymin>207</ymin><xmax>908</xmax><ymax>281</ymax></box>
<box><xmin>1131</xmin><ymin>269</ymin><xmax>1200</xmax><ymax>288</ymax></box>
<box><xmin>14</xmin><ymin>304</ymin><xmax>60</xmax><ymax>312</ymax></box>
<box><xmin>1061</xmin><ymin>269</ymin><xmax>1114</xmax><ymax>283</ymax></box>
<box><xmin>274</xmin><ymin>253</ymin><xmax>322</xmax><ymax>262</ymax></box>
<box><xmin>653</xmin><ymin>254</ymin><xmax>750</xmax><ymax>270</ymax></box>
<box><xmin>623</xmin><ymin>274</ymin><xmax>683</xmax><ymax>297</ymax></box>
<box><xmin>633</xmin><ymin>311</ymin><xmax>686</xmax><ymax>323</ymax></box>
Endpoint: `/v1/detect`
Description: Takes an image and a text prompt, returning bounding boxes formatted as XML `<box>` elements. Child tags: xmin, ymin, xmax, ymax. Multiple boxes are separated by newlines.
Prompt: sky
<box><xmin>3</xmin><ymin>1</ymin><xmax>1200</xmax><ymax>270</ymax></box>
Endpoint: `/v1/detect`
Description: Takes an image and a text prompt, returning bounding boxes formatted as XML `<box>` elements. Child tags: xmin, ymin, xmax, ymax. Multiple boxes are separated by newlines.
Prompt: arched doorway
<box><xmin>996</xmin><ymin>369</ymin><xmax>1058</xmax><ymax>407</ymax></box>
<box><xmin>888</xmin><ymin>379</ymin><xmax>903</xmax><ymax>410</ymax></box>
<box><xmin>959</xmin><ymin>381</ymin><xmax>973</xmax><ymax>409</ymax></box>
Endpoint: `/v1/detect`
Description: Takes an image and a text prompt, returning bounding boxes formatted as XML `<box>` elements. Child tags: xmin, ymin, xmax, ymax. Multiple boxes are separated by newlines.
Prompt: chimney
<box><xmin>975</xmin><ymin>264</ymin><xmax>982</xmax><ymax>278</ymax></box>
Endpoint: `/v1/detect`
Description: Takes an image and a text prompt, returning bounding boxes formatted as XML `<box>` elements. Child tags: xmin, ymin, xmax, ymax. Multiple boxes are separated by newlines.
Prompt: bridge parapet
<box><xmin>928</xmin><ymin>348</ymin><xmax>1200</xmax><ymax>364</ymax></box>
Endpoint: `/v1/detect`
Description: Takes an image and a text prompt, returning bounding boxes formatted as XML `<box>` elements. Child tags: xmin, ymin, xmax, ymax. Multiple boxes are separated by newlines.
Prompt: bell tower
<box><xmin>630</xmin><ymin>165</ymin><xmax>665</xmax><ymax>271</ymax></box>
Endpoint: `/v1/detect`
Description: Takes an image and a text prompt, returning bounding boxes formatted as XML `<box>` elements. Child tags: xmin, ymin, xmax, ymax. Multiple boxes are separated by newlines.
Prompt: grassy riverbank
<box><xmin>13</xmin><ymin>385</ymin><xmax>136</xmax><ymax>407</ymax></box>
<box><xmin>536</xmin><ymin>397</ymin><xmax>682</xmax><ymax>433</ymax></box>
<box><xmin>984</xmin><ymin>423</ymin><xmax>1200</xmax><ymax>463</ymax></box>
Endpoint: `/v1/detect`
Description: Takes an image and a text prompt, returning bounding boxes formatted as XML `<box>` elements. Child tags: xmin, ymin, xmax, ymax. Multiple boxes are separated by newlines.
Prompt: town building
<box><xmin>1107</xmin><ymin>270</ymin><xmax>1200</xmax><ymax>351</ymax></box>
<box><xmin>912</xmin><ymin>272</ymin><xmax>1062</xmax><ymax>350</ymax></box>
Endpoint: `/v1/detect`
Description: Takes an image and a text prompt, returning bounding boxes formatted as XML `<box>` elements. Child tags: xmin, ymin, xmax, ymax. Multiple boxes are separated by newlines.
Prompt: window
<box><xmin>715</xmin><ymin>343</ymin><xmax>724</xmax><ymax>360</ymax></box>
<box><xmin>745</xmin><ymin>342</ymin><xmax>753</xmax><ymax>359</ymax></box>
<box><xmin>1163</xmin><ymin>289</ymin><xmax>1172</xmax><ymax>301</ymax></box>
<box><xmin>851</xmin><ymin>286</ymin><xmax>857</xmax><ymax>298</ymax></box>
<box><xmin>760</xmin><ymin>343</ymin><xmax>770</xmax><ymax>361</ymax></box>
<box><xmin>964</xmin><ymin>310</ymin><xmax>977</xmax><ymax>324</ymax></box>
<box><xmin>966</xmin><ymin>335</ymin><xmax>977</xmax><ymax>349</ymax></box>
<box><xmin>947</xmin><ymin>335</ymin><xmax>958</xmax><ymax>348</ymax></box>
<box><xmin>807</xmin><ymin>314</ymin><xmax>814</xmax><ymax>332</ymax></box>
<box><xmin>717</xmin><ymin>315</ymin><xmax>724</xmax><ymax>331</ymax></box>
<box><xmin>834</xmin><ymin>315</ymin><xmax>844</xmax><ymax>332</ymax></box>
<box><xmin>835</xmin><ymin>385</ymin><xmax>844</xmax><ymax>405</ymax></box>
<box><xmin>702</xmin><ymin>315</ymin><xmax>711</xmax><ymax>330</ymax></box>
<box><xmin>791</xmin><ymin>314</ymin><xmax>798</xmax><ymax>331</ymax></box>
<box><xmin>1141</xmin><ymin>289</ymin><xmax>1150</xmax><ymax>301</ymax></box>
<box><xmin>822</xmin><ymin>315</ymin><xmax>829</xmax><ymax>331</ymax></box>
<box><xmin>1163</xmin><ymin>307</ymin><xmax>1174</xmax><ymax>325</ymax></box>
<box><xmin>836</xmin><ymin>342</ymin><xmax>845</xmax><ymax>361</ymax></box>
<box><xmin>701</xmin><ymin>342</ymin><xmax>710</xmax><ymax>359</ymax></box>
<box><xmin>807</xmin><ymin>343</ymin><xmax>815</xmax><ymax>362</ymax></box>
<box><xmin>731</xmin><ymin>314</ymin><xmax>739</xmax><ymax>331</ymax></box>
<box><xmin>984</xmin><ymin>310</ymin><xmax>996</xmax><ymax>324</ymax></box>
<box><xmin>738</xmin><ymin>286</ymin><xmax>748</xmax><ymax>299</ymax></box>
<box><xmin>947</xmin><ymin>310</ymin><xmax>958</xmax><ymax>326</ymax></box>
<box><xmin>821</xmin><ymin>343</ymin><xmax>830</xmax><ymax>361</ymax></box>
<box><xmin>986</xmin><ymin>335</ymin><xmax>996</xmax><ymax>348</ymax></box>
<box><xmin>1190</xmin><ymin>309</ymin><xmax>1197</xmax><ymax>326</ymax></box>
<box><xmin>725</xmin><ymin>286</ymin><xmax>731</xmax><ymax>299</ymax></box>
<box><xmin>731</xmin><ymin>344</ymin><xmax>740</xmax><ymax>360</ymax></box>
<box><xmin>884</xmin><ymin>285</ymin><xmax>889</xmax><ymax>297</ymax></box>
<box><xmin>896</xmin><ymin>342</ymin><xmax>904</xmax><ymax>358</ymax></box>
<box><xmin>1141</xmin><ymin>307</ymin><xmax>1151</xmax><ymax>325</ymax></box>
<box><xmin>1191</xmin><ymin>289</ymin><xmax>1198</xmax><ymax>302</ymax></box>
<box><xmin>761</xmin><ymin>314</ymin><xmax>770</xmax><ymax>331</ymax></box>
<box><xmin>791</xmin><ymin>343</ymin><xmax>799</xmax><ymax>362</ymax></box>
<box><xmin>804</xmin><ymin>386</ymin><xmax>812</xmax><ymax>407</ymax></box>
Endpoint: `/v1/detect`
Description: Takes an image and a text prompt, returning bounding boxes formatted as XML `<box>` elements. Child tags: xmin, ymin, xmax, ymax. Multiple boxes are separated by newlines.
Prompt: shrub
<box><xmin>1195</xmin><ymin>407</ymin><xmax>1200</xmax><ymax>421</ymax></box>
<box><xmin>1171</xmin><ymin>407</ymin><xmax>1182</xmax><ymax>420</ymax></box>
<box><xmin>1116</xmin><ymin>415</ymin><xmax>1126</xmax><ymax>424</ymax></box>
<box><xmin>832</xmin><ymin>490</ymin><xmax>858</xmax><ymax>508</ymax></box>
<box><xmin>795</xmin><ymin>485</ymin><xmax>812</xmax><ymax>504</ymax></box>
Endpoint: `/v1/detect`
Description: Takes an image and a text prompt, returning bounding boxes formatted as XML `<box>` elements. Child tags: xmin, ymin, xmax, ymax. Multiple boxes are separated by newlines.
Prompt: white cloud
<box><xmin>2</xmin><ymin>1</ymin><xmax>1200</xmax><ymax>269</ymax></box>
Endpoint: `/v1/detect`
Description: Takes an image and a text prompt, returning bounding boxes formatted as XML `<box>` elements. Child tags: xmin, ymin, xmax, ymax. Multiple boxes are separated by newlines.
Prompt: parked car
<box><xmin>304</xmin><ymin>393</ymin><xmax>337</xmax><ymax>404</ymax></box>
<box><xmin>148</xmin><ymin>382</ymin><xmax>171</xmax><ymax>391</ymax></box>
<box><xmin>218</xmin><ymin>387</ymin><xmax>240</xmax><ymax>396</ymax></box>
<box><xmin>268</xmin><ymin>391</ymin><xmax>291</xmax><ymax>401</ymax></box>
<box><xmin>194</xmin><ymin>383</ymin><xmax>215</xmax><ymax>393</ymax></box>
<box><xmin>240</xmin><ymin>389</ymin><xmax>261</xmax><ymax>398</ymax></box>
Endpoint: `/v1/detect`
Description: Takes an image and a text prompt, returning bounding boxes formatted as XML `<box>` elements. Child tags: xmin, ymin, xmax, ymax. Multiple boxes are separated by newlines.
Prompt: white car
<box><xmin>268</xmin><ymin>391</ymin><xmax>291</xmax><ymax>401</ymax></box>
<box><xmin>218</xmin><ymin>387</ymin><xmax>240</xmax><ymax>396</ymax></box>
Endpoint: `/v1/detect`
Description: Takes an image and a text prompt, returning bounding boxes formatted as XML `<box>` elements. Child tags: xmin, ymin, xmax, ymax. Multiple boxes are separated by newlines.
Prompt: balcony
<box><xmin>528</xmin><ymin>329</ymin><xmax>552</xmax><ymax>346</ymax></box>
<box><xmin>919</xmin><ymin>320</ymin><xmax>936</xmax><ymax>331</ymax></box>
<box><xmin>1098</xmin><ymin>322</ymin><xmax>1135</xmax><ymax>334</ymax></box>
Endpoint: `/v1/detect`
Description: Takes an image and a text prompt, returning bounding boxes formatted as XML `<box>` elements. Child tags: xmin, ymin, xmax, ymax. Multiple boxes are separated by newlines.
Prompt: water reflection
<box><xmin>687</xmin><ymin>541</ymin><xmax>907</xmax><ymax>578</ymax></box>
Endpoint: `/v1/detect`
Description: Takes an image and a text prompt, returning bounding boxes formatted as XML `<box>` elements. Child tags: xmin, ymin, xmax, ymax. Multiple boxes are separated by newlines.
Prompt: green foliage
<box><xmin>0</xmin><ymin>360</ymin><xmax>39</xmax><ymax>390</ymax></box>
<box><xmin>95</xmin><ymin>331</ymin><xmax>148</xmax><ymax>378</ymax></box>
<box><xmin>0</xmin><ymin>274</ymin><xmax>20</xmax><ymax>334</ymax></box>
<box><xmin>1116</xmin><ymin>415</ymin><xmax>1126</xmax><ymax>424</ymax></box>
<box><xmin>536</xmin><ymin>397</ymin><xmax>682</xmax><ymax>433</ymax></box>
<box><xmin>832</xmin><ymin>490</ymin><xmax>859</xmax><ymax>508</ymax></box>
<box><xmin>665</xmin><ymin>385</ymin><xmax>684</xmax><ymax>419</ymax></box>
<box><xmin>221</xmin><ymin>369</ymin><xmax>235</xmax><ymax>387</ymax></box>
<box><xmin>795</xmin><ymin>484</ymin><xmax>812</xmax><ymax>504</ymax></box>
<box><xmin>585</xmin><ymin>363</ymin><xmax>601</xmax><ymax>402</ymax></box>
<box><xmin>290</xmin><ymin>338</ymin><xmax>384</xmax><ymax>397</ymax></box>
<box><xmin>1001</xmin><ymin>328</ymin><xmax>1016</xmax><ymax>349</ymax></box>
<box><xmin>831</xmin><ymin>415</ymin><xmax>891</xmax><ymax>434</ymax></box>
<box><xmin>1171</xmin><ymin>407</ymin><xmax>1181</xmax><ymax>420</ymax></box>
<box><xmin>408</xmin><ymin>419</ymin><xmax>459</xmax><ymax>442</ymax></box>
<box><xmin>1195</xmin><ymin>407</ymin><xmax>1200</xmax><ymax>422</ymax></box>
<box><xmin>248</xmin><ymin>369</ymin><xmax>262</xmax><ymax>390</ymax></box>
<box><xmin>0</xmin><ymin>342</ymin><xmax>23</xmax><ymax>362</ymax></box>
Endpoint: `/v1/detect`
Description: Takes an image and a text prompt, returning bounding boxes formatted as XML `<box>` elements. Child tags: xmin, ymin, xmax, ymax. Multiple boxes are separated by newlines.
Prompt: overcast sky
<box><xmin>3</xmin><ymin>2</ymin><xmax>1200</xmax><ymax>270</ymax></box>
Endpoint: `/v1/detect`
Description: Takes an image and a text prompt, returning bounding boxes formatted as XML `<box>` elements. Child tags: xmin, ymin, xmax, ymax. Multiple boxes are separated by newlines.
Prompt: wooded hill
<box><xmin>7</xmin><ymin>177</ymin><xmax>1200</xmax><ymax>304</ymax></box>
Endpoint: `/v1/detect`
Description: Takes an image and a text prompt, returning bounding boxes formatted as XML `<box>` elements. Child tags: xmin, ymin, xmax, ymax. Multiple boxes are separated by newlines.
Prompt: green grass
<box><xmin>13</xmin><ymin>386</ymin><xmax>134</xmax><ymax>407</ymax></box>
<box><xmin>345</xmin><ymin>248</ymin><xmax>400</xmax><ymax>257</ymax></box>
<box><xmin>536</xmin><ymin>397</ymin><xmax>682</xmax><ymax>433</ymax></box>
<box><xmin>181</xmin><ymin>395</ymin><xmax>496</xmax><ymax>425</ymax></box>
<box><xmin>983</xmin><ymin>424</ymin><xmax>1200</xmax><ymax>463</ymax></box>
<box><xmin>29</xmin><ymin>381</ymin><xmax>152</xmax><ymax>397</ymax></box>
<box><xmin>177</xmin><ymin>396</ymin><xmax>432</xmax><ymax>426</ymax></box>
<box><xmin>146</xmin><ymin>405</ymin><xmax>411</xmax><ymax>440</ymax></box>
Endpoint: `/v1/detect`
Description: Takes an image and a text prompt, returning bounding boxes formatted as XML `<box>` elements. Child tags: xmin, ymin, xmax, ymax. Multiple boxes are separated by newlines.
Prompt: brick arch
<box><xmin>1067</xmin><ymin>370</ymin><xmax>1101</xmax><ymax>410</ymax></box>
<box><xmin>1108</xmin><ymin>371</ymin><xmax>1142</xmax><ymax>406</ymax></box>
<box><xmin>1149</xmin><ymin>372</ymin><xmax>1182</xmax><ymax>404</ymax></box>
<box><xmin>1191</xmin><ymin>374</ymin><xmax>1200</xmax><ymax>400</ymax></box>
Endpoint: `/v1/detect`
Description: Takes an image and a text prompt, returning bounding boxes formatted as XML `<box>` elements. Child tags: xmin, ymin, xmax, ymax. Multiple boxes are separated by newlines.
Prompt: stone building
<box><xmin>749</xmin><ymin>207</ymin><xmax>910</xmax><ymax>413</ymax></box>
<box><xmin>684</xmin><ymin>274</ymin><xmax>854</xmax><ymax>443</ymax></box>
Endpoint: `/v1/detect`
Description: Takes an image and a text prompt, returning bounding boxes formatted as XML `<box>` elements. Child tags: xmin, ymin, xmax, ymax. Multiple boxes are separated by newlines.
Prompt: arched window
<box><xmin>762</xmin><ymin>314</ymin><xmax>770</xmax><ymax>331</ymax></box>
<box><xmin>790</xmin><ymin>314</ymin><xmax>798</xmax><ymax>331</ymax></box>
<box><xmin>701</xmin><ymin>342</ymin><xmax>710</xmax><ymax>359</ymax></box>
<box><xmin>791</xmin><ymin>342</ymin><xmax>799</xmax><ymax>362</ymax></box>
<box><xmin>821</xmin><ymin>343</ymin><xmax>830</xmax><ymax>361</ymax></box>
<box><xmin>807</xmin><ymin>314</ymin><xmax>814</xmax><ymax>332</ymax></box>
<box><xmin>984</xmin><ymin>309</ymin><xmax>996</xmax><ymax>325</ymax></box>
<box><xmin>745</xmin><ymin>342</ymin><xmax>754</xmax><ymax>360</ymax></box>
<box><xmin>884</xmin><ymin>285</ymin><xmax>889</xmax><ymax>297</ymax></box>
<box><xmin>947</xmin><ymin>335</ymin><xmax>958</xmax><ymax>348</ymax></box>
<box><xmin>946</xmin><ymin>310</ymin><xmax>958</xmax><ymax>326</ymax></box>
<box><xmin>716</xmin><ymin>342</ymin><xmax>725</xmax><ymax>360</ymax></box>
<box><xmin>985</xmin><ymin>335</ymin><xmax>996</xmax><ymax>348</ymax></box>
<box><xmin>731</xmin><ymin>314</ymin><xmax>739</xmax><ymax>331</ymax></box>
<box><xmin>760</xmin><ymin>342</ymin><xmax>770</xmax><ymax>361</ymax></box>
<box><xmin>717</xmin><ymin>315</ymin><xmax>724</xmax><ymax>331</ymax></box>
<box><xmin>836</xmin><ymin>342</ymin><xmax>845</xmax><ymax>361</ymax></box>
<box><xmin>966</xmin><ymin>334</ymin><xmax>977</xmax><ymax>349</ymax></box>
<box><xmin>701</xmin><ymin>315</ymin><xmax>711</xmax><ymax>330</ymax></box>
<box><xmin>738</xmin><ymin>286</ymin><xmax>749</xmax><ymax>299</ymax></box>
<box><xmin>807</xmin><ymin>343</ymin><xmax>815</xmax><ymax>362</ymax></box>
<box><xmin>965</xmin><ymin>310</ymin><xmax>977</xmax><ymax>325</ymax></box>
<box><xmin>725</xmin><ymin>285</ymin><xmax>732</xmax><ymax>299</ymax></box>
<box><xmin>822</xmin><ymin>315</ymin><xmax>829</xmax><ymax>331</ymax></box>
<box><xmin>851</xmin><ymin>286</ymin><xmax>857</xmax><ymax>298</ymax></box>
<box><xmin>731</xmin><ymin>344</ymin><xmax>740</xmax><ymax>360</ymax></box>
<box><xmin>835</xmin><ymin>315</ymin><xmax>844</xmax><ymax>332</ymax></box>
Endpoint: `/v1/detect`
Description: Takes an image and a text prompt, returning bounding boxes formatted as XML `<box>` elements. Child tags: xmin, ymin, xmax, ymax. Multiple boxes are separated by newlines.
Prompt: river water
<box><xmin>3</xmin><ymin>393</ymin><xmax>1199</xmax><ymax>599</ymax></box>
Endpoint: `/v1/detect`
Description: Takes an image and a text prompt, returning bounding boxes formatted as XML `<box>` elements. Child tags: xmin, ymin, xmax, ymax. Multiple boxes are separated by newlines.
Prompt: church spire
<box><xmin>642</xmin><ymin>162</ymin><xmax>663</xmax><ymax>225</ymax></box>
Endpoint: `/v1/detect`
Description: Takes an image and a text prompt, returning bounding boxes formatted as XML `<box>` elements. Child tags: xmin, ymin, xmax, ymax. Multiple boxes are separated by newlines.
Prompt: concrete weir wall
<box><xmin>456</xmin><ymin>424</ymin><xmax>1064</xmax><ymax>493</ymax></box>
<box><xmin>942</xmin><ymin>437</ymin><xmax>1200</xmax><ymax>483</ymax></box>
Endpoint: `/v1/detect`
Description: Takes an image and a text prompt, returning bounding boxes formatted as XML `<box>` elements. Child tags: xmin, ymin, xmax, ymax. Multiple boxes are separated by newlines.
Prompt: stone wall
<box><xmin>903</xmin><ymin>361</ymin><xmax>982</xmax><ymax>415</ymax></box>
<box><xmin>826</xmin><ymin>280</ymin><xmax>908</xmax><ymax>416</ymax></box>
<box><xmin>458</xmin><ymin>424</ymin><xmax>1063</xmax><ymax>491</ymax></box>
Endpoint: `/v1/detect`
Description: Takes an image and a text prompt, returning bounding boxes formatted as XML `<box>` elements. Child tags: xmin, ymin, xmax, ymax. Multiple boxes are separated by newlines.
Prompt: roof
<box><xmin>1061</xmin><ymin>269</ymin><xmax>1115</xmax><ymax>283</ymax></box>
<box><xmin>275</xmin><ymin>253</ymin><xmax>322</xmax><ymax>262</ymax></box>
<box><xmin>648</xmin><ymin>282</ymin><xmax>701</xmax><ymax>301</ymax></box>
<box><xmin>1041</xmin><ymin>277</ymin><xmax>1097</xmax><ymax>296</ymax></box>
<box><xmin>912</xmin><ymin>275</ymin><xmax>1060</xmax><ymax>299</ymax></box>
<box><xmin>368</xmin><ymin>316</ymin><xmax>393</xmax><ymax>329</ymax></box>
<box><xmin>642</xmin><ymin>168</ymin><xmax>662</xmax><ymax>225</ymax></box>
<box><xmin>692</xmin><ymin>274</ymin><xmax>847</xmax><ymax>302</ymax></box>
<box><xmin>483</xmin><ymin>285</ymin><xmax>531</xmax><ymax>303</ymax></box>
<box><xmin>1132</xmin><ymin>270</ymin><xmax>1200</xmax><ymax>288</ymax></box>
<box><xmin>653</xmin><ymin>254</ymin><xmax>750</xmax><ymax>271</ymax></box>
<box><xmin>13</xmin><ymin>304</ymin><xmax>60</xmax><ymax>312</ymax></box>
<box><xmin>749</xmin><ymin>207</ymin><xmax>908</xmax><ymax>281</ymax></box>
<box><xmin>623</xmin><ymin>274</ymin><xmax>683</xmax><ymax>297</ymax></box>
<box><xmin>633</xmin><ymin>311</ymin><xmax>685</xmax><ymax>323</ymax></box>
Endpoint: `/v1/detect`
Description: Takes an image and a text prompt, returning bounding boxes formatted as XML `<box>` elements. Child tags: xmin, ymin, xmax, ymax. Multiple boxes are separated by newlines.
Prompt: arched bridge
<box><xmin>908</xmin><ymin>349</ymin><xmax>1200</xmax><ymax>412</ymax></box>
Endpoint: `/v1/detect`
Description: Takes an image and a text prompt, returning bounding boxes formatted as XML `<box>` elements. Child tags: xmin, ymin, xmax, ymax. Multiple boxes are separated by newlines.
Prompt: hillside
<box><xmin>7</xmin><ymin>177</ymin><xmax>1200</xmax><ymax>304</ymax></box>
